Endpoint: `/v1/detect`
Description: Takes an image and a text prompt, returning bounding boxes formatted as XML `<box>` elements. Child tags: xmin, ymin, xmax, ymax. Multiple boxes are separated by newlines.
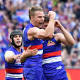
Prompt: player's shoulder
<box><xmin>5</xmin><ymin>50</ymin><xmax>14</xmax><ymax>55</ymax></box>
<box><xmin>54</xmin><ymin>33</ymin><xmax>63</xmax><ymax>41</ymax></box>
<box><xmin>54</xmin><ymin>33</ymin><xmax>63</xmax><ymax>37</ymax></box>
<box><xmin>5</xmin><ymin>50</ymin><xmax>15</xmax><ymax>58</ymax></box>
<box><xmin>28</xmin><ymin>27</ymin><xmax>41</xmax><ymax>33</ymax></box>
<box><xmin>31</xmin><ymin>27</ymin><xmax>39</xmax><ymax>30</ymax></box>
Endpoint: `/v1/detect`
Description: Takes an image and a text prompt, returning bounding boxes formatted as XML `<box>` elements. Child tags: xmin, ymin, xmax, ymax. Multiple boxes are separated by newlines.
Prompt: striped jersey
<box><xmin>23</xmin><ymin>23</ymin><xmax>43</xmax><ymax>67</ymax></box>
<box><xmin>5</xmin><ymin>46</ymin><xmax>23</xmax><ymax>79</ymax></box>
<box><xmin>42</xmin><ymin>37</ymin><xmax>68</xmax><ymax>80</ymax></box>
<box><xmin>43</xmin><ymin>37</ymin><xmax>62</xmax><ymax>64</ymax></box>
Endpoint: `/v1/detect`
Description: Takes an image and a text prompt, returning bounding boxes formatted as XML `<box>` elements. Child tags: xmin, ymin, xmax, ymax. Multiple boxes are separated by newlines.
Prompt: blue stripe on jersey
<box><xmin>43</xmin><ymin>38</ymin><xmax>62</xmax><ymax>54</ymax></box>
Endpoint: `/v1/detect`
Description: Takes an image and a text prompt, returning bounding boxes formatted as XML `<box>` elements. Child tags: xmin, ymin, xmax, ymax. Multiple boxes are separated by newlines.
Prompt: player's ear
<box><xmin>10</xmin><ymin>38</ymin><xmax>12</xmax><ymax>43</ymax></box>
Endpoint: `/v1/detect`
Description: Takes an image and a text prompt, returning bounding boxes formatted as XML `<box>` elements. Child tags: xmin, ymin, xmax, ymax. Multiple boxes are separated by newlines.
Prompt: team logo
<box><xmin>47</xmin><ymin>40</ymin><xmax>55</xmax><ymax>46</ymax></box>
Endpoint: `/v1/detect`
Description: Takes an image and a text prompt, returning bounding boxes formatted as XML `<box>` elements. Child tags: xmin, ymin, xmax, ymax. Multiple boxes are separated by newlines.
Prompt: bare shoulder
<box><xmin>28</xmin><ymin>27</ymin><xmax>39</xmax><ymax>34</ymax></box>
<box><xmin>54</xmin><ymin>33</ymin><xmax>63</xmax><ymax>38</ymax></box>
<box><xmin>29</xmin><ymin>27</ymin><xmax>39</xmax><ymax>31</ymax></box>
<box><xmin>5</xmin><ymin>51</ymin><xmax>15</xmax><ymax>58</ymax></box>
<box><xmin>55</xmin><ymin>33</ymin><xmax>63</xmax><ymax>36</ymax></box>
<box><xmin>28</xmin><ymin>27</ymin><xmax>44</xmax><ymax>34</ymax></box>
<box><xmin>31</xmin><ymin>27</ymin><xmax>44</xmax><ymax>31</ymax></box>
<box><xmin>54</xmin><ymin>33</ymin><xmax>64</xmax><ymax>41</ymax></box>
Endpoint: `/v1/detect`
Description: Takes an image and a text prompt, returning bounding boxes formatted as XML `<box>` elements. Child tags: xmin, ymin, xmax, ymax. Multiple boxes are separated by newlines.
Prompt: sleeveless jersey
<box><xmin>5</xmin><ymin>46</ymin><xmax>23</xmax><ymax>80</ymax></box>
<box><xmin>23</xmin><ymin>23</ymin><xmax>43</xmax><ymax>80</ymax></box>
<box><xmin>42</xmin><ymin>37</ymin><xmax>68</xmax><ymax>80</ymax></box>
<box><xmin>43</xmin><ymin>37</ymin><xmax>62</xmax><ymax>64</ymax></box>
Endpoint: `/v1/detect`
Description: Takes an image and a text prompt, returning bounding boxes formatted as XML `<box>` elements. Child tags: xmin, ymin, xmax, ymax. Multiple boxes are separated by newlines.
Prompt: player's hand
<box><xmin>27</xmin><ymin>46</ymin><xmax>38</xmax><ymax>56</ymax></box>
<box><xmin>55</xmin><ymin>20</ymin><xmax>62</xmax><ymax>29</ymax></box>
<box><xmin>48</xmin><ymin>11</ymin><xmax>56</xmax><ymax>20</ymax></box>
<box><xmin>14</xmin><ymin>54</ymin><xmax>21</xmax><ymax>59</ymax></box>
<box><xmin>23</xmin><ymin>46</ymin><xmax>38</xmax><ymax>57</ymax></box>
<box><xmin>31</xmin><ymin>49</ymin><xmax>38</xmax><ymax>56</ymax></box>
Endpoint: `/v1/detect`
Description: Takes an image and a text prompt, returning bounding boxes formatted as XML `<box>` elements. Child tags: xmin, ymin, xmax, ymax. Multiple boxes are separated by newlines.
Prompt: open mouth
<box><xmin>16</xmin><ymin>41</ymin><xmax>21</xmax><ymax>44</ymax></box>
<box><xmin>39</xmin><ymin>22</ymin><xmax>44</xmax><ymax>25</ymax></box>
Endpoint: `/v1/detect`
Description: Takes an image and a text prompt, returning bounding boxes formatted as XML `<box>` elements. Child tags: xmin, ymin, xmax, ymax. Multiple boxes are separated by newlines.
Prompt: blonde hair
<box><xmin>29</xmin><ymin>6</ymin><xmax>43</xmax><ymax>19</ymax></box>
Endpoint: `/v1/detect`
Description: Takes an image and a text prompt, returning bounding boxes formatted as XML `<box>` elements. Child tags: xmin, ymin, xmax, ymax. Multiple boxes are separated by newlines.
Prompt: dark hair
<box><xmin>29</xmin><ymin>6</ymin><xmax>43</xmax><ymax>19</ymax></box>
<box><xmin>44</xmin><ymin>14</ymin><xmax>49</xmax><ymax>22</ymax></box>
<box><xmin>10</xmin><ymin>29</ymin><xmax>23</xmax><ymax>39</ymax></box>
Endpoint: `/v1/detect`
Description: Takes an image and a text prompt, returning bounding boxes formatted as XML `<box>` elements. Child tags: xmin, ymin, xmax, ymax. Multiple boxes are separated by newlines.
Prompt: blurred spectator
<box><xmin>0</xmin><ymin>48</ymin><xmax>5</xmax><ymax>69</ymax></box>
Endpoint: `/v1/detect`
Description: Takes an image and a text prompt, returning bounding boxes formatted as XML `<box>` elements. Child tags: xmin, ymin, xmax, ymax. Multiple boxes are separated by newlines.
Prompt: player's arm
<box><xmin>20</xmin><ymin>47</ymin><xmax>38</xmax><ymax>63</ymax></box>
<box><xmin>28</xmin><ymin>11</ymin><xmax>56</xmax><ymax>40</ymax></box>
<box><xmin>54</xmin><ymin>20</ymin><xmax>75</xmax><ymax>46</ymax></box>
<box><xmin>4</xmin><ymin>51</ymin><xmax>21</xmax><ymax>63</ymax></box>
<box><xmin>54</xmin><ymin>33</ymin><xmax>69</xmax><ymax>45</ymax></box>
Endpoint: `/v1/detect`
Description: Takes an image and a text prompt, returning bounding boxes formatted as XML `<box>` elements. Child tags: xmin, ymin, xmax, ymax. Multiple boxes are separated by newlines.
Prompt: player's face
<box><xmin>13</xmin><ymin>35</ymin><xmax>22</xmax><ymax>47</ymax></box>
<box><xmin>33</xmin><ymin>11</ymin><xmax>44</xmax><ymax>27</ymax></box>
<box><xmin>40</xmin><ymin>22</ymin><xmax>48</xmax><ymax>29</ymax></box>
<box><xmin>43</xmin><ymin>22</ymin><xmax>48</xmax><ymax>29</ymax></box>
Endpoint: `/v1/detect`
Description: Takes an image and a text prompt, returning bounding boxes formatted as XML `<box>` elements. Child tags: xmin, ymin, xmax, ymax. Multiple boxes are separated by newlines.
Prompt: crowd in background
<box><xmin>0</xmin><ymin>0</ymin><xmax>80</xmax><ymax>69</ymax></box>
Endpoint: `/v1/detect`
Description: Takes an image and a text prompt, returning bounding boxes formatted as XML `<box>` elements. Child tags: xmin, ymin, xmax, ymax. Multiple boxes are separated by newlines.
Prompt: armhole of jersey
<box><xmin>24</xmin><ymin>27</ymin><xmax>31</xmax><ymax>41</ymax></box>
<box><xmin>53</xmin><ymin>37</ymin><xmax>61</xmax><ymax>44</ymax></box>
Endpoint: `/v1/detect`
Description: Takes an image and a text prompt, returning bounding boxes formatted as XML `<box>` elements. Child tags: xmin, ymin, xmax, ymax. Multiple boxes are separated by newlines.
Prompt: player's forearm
<box><xmin>60</xmin><ymin>26</ymin><xmax>75</xmax><ymax>45</ymax></box>
<box><xmin>20</xmin><ymin>51</ymin><xmax>33</xmax><ymax>63</ymax></box>
<box><xmin>5</xmin><ymin>57</ymin><xmax>15</xmax><ymax>63</ymax></box>
<box><xmin>45</xmin><ymin>19</ymin><xmax>55</xmax><ymax>38</ymax></box>
<box><xmin>44</xmin><ymin>11</ymin><xmax>56</xmax><ymax>38</ymax></box>
<box><xmin>20</xmin><ymin>53</ymin><xmax>28</xmax><ymax>63</ymax></box>
<box><xmin>20</xmin><ymin>54</ymin><xmax>27</xmax><ymax>63</ymax></box>
<box><xmin>6</xmin><ymin>54</ymin><xmax>21</xmax><ymax>63</ymax></box>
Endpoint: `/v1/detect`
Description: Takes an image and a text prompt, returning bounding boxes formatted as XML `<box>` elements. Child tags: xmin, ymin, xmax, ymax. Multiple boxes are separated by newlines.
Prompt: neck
<box><xmin>16</xmin><ymin>48</ymin><xmax>21</xmax><ymax>52</ymax></box>
<box><xmin>13</xmin><ymin>46</ymin><xmax>21</xmax><ymax>52</ymax></box>
<box><xmin>30</xmin><ymin>21</ymin><xmax>38</xmax><ymax>27</ymax></box>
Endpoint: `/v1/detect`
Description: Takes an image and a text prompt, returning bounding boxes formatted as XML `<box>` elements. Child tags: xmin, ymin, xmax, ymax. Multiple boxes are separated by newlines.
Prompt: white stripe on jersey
<box><xmin>6</xmin><ymin>73</ymin><xmax>23</xmax><ymax>78</ymax></box>
<box><xmin>42</xmin><ymin>56</ymin><xmax>62</xmax><ymax>64</ymax></box>
<box><xmin>36</xmin><ymin>50</ymin><xmax>43</xmax><ymax>55</ymax></box>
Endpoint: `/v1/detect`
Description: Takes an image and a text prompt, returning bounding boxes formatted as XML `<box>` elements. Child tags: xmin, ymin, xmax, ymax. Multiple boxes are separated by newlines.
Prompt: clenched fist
<box><xmin>48</xmin><ymin>11</ymin><xmax>56</xmax><ymax>20</ymax></box>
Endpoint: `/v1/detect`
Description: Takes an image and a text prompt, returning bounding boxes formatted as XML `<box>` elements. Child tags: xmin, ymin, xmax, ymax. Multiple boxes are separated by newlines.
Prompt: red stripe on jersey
<box><xmin>43</xmin><ymin>51</ymin><xmax>61</xmax><ymax>58</ymax></box>
<box><xmin>6</xmin><ymin>68</ymin><xmax>23</xmax><ymax>73</ymax></box>
<box><xmin>24</xmin><ymin>44</ymin><xmax>43</xmax><ymax>50</ymax></box>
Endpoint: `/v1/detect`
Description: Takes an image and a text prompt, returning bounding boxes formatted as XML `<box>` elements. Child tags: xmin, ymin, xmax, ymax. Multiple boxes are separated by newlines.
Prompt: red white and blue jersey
<box><xmin>42</xmin><ymin>38</ymin><xmax>68</xmax><ymax>80</ymax></box>
<box><xmin>43</xmin><ymin>37</ymin><xmax>62</xmax><ymax>64</ymax></box>
<box><xmin>23</xmin><ymin>23</ymin><xmax>43</xmax><ymax>80</ymax></box>
<box><xmin>5</xmin><ymin>46</ymin><xmax>23</xmax><ymax>80</ymax></box>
